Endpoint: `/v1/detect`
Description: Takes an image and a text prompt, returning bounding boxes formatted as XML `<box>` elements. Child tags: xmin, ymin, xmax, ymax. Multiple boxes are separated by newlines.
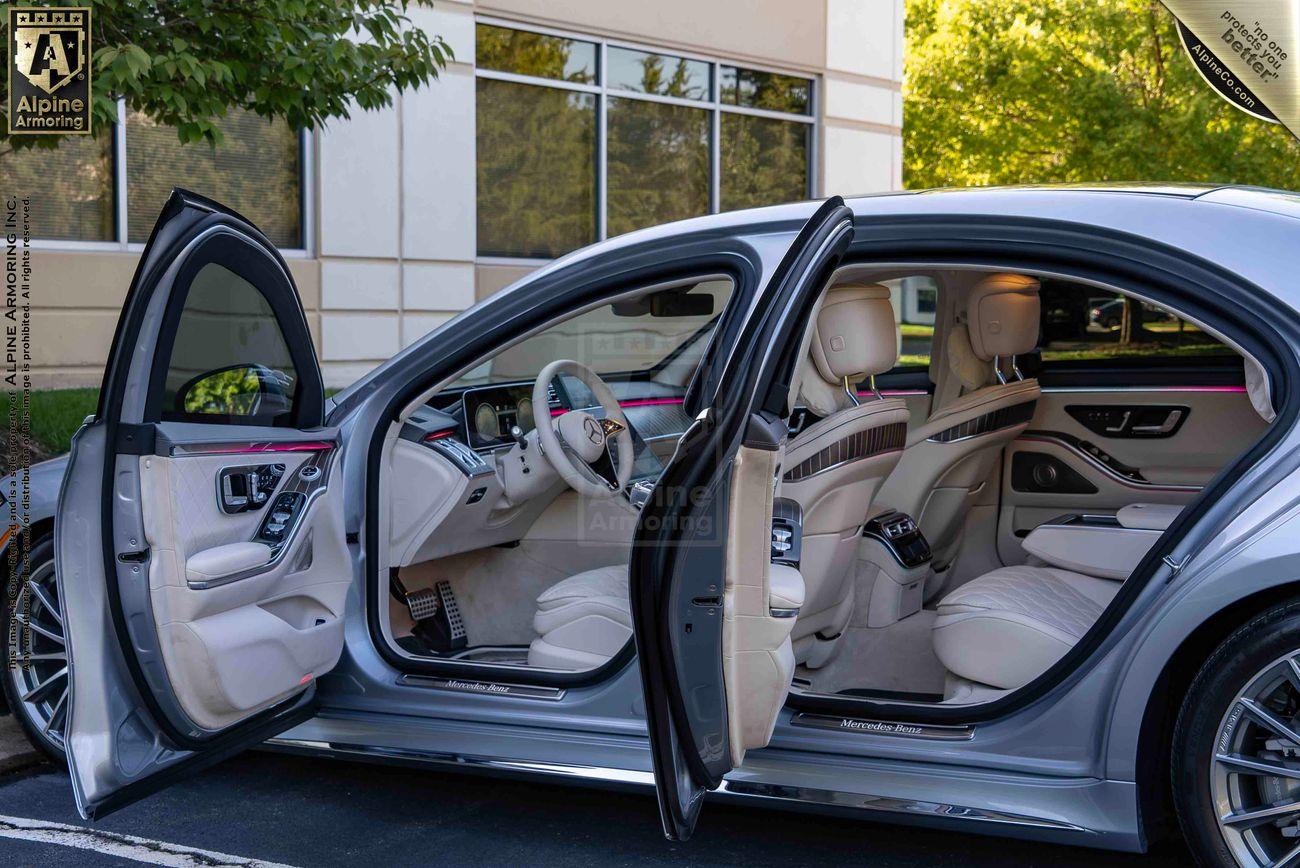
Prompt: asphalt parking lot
<box><xmin>0</xmin><ymin>715</ymin><xmax>1197</xmax><ymax>867</ymax></box>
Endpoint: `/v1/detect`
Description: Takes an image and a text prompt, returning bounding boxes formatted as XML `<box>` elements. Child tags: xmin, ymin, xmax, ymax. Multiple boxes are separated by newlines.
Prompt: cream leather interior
<box><xmin>140</xmin><ymin>450</ymin><xmax>348</xmax><ymax>730</ymax></box>
<box><xmin>932</xmin><ymin>564</ymin><xmax>1121</xmax><ymax>690</ymax></box>
<box><xmin>934</xmin><ymin>346</ymin><xmax>1278</xmax><ymax>695</ymax></box>
<box><xmin>527</xmin><ymin>564</ymin><xmax>632</xmax><ymax>669</ymax></box>
<box><xmin>724</xmin><ymin>445</ymin><xmax>804</xmax><ymax>765</ymax></box>
<box><xmin>877</xmin><ymin>274</ymin><xmax>1042</xmax><ymax>586</ymax></box>
<box><xmin>782</xmin><ymin>284</ymin><xmax>910</xmax><ymax>666</ymax></box>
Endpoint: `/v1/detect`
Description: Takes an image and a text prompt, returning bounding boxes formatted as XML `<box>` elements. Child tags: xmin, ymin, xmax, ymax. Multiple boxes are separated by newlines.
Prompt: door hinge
<box><xmin>115</xmin><ymin>423</ymin><xmax>157</xmax><ymax>455</ymax></box>
<box><xmin>1162</xmin><ymin>553</ymin><xmax>1189</xmax><ymax>582</ymax></box>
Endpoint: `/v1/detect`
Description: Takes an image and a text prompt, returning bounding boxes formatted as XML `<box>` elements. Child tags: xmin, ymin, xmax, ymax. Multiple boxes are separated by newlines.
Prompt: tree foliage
<box><xmin>904</xmin><ymin>0</ymin><xmax>1300</xmax><ymax>189</ymax></box>
<box><xmin>1</xmin><ymin>0</ymin><xmax>450</xmax><ymax>153</ymax></box>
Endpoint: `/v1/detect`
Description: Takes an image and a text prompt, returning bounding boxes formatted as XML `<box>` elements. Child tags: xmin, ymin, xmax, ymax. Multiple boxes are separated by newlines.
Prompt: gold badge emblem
<box><xmin>7</xmin><ymin>7</ymin><xmax>92</xmax><ymax>135</ymax></box>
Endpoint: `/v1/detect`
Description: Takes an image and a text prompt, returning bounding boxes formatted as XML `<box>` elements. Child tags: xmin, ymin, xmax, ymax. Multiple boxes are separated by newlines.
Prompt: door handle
<box><xmin>1104</xmin><ymin>410</ymin><xmax>1132</xmax><ymax>434</ymax></box>
<box><xmin>1132</xmin><ymin>409</ymin><xmax>1183</xmax><ymax>434</ymax></box>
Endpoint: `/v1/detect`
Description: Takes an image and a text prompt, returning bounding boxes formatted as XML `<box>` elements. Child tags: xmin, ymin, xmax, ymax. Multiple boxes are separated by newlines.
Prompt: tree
<box><xmin>0</xmin><ymin>0</ymin><xmax>451</xmax><ymax>155</ymax></box>
<box><xmin>904</xmin><ymin>0</ymin><xmax>1300</xmax><ymax>189</ymax></box>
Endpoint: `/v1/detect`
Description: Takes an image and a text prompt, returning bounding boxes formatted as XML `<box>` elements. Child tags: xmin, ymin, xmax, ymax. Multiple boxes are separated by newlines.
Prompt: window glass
<box><xmin>2</xmin><ymin>136</ymin><xmax>114</xmax><ymax>241</ymax></box>
<box><xmin>719</xmin><ymin>66</ymin><xmax>812</xmax><ymax>114</ymax></box>
<box><xmin>161</xmin><ymin>263</ymin><xmax>298</xmax><ymax>425</ymax></box>
<box><xmin>476</xmin><ymin>24</ymin><xmax>596</xmax><ymax>83</ymax></box>
<box><xmin>451</xmin><ymin>277</ymin><xmax>734</xmax><ymax>387</ymax></box>
<box><xmin>477</xmin><ymin>78</ymin><xmax>597</xmax><ymax>258</ymax></box>
<box><xmin>607</xmin><ymin>98</ymin><xmax>710</xmax><ymax>236</ymax></box>
<box><xmin>720</xmin><ymin>113</ymin><xmax>809</xmax><ymax>211</ymax></box>
<box><xmin>127</xmin><ymin>109</ymin><xmax>301</xmax><ymax>247</ymax></box>
<box><xmin>1037</xmin><ymin>280</ymin><xmax>1234</xmax><ymax>365</ymax></box>
<box><xmin>881</xmin><ymin>276</ymin><xmax>936</xmax><ymax>371</ymax></box>
<box><xmin>607</xmin><ymin>47</ymin><xmax>709</xmax><ymax>100</ymax></box>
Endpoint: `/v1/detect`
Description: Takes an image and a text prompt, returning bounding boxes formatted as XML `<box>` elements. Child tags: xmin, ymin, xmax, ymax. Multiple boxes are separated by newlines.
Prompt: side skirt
<box><xmin>265</xmin><ymin>712</ymin><xmax>1143</xmax><ymax>853</ymax></box>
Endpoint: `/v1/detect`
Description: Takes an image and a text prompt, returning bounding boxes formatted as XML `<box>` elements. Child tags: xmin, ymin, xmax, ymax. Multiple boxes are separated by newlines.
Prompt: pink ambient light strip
<box><xmin>179</xmin><ymin>441</ymin><xmax>335</xmax><ymax>456</ymax></box>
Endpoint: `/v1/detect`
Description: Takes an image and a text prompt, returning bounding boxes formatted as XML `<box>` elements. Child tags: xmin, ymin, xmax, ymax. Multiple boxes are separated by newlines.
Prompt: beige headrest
<box><xmin>965</xmin><ymin>274</ymin><xmax>1040</xmax><ymax>362</ymax></box>
<box><xmin>1245</xmin><ymin>355</ymin><xmax>1276</xmax><ymax>423</ymax></box>
<box><xmin>809</xmin><ymin>284</ymin><xmax>898</xmax><ymax>385</ymax></box>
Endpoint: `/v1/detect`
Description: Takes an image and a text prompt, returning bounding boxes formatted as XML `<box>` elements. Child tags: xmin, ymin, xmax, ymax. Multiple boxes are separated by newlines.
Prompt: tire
<box><xmin>1</xmin><ymin>535</ymin><xmax>68</xmax><ymax>764</ymax></box>
<box><xmin>1173</xmin><ymin>600</ymin><xmax>1300</xmax><ymax>866</ymax></box>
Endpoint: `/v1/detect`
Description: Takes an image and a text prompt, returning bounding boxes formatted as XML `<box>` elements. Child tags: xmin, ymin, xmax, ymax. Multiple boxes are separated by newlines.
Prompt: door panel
<box><xmin>139</xmin><ymin>444</ymin><xmax>346</xmax><ymax>730</ymax></box>
<box><xmin>57</xmin><ymin>190</ymin><xmax>343</xmax><ymax>819</ymax></box>
<box><xmin>632</xmin><ymin>197</ymin><xmax>853</xmax><ymax>841</ymax></box>
<box><xmin>996</xmin><ymin>388</ymin><xmax>1266</xmax><ymax>564</ymax></box>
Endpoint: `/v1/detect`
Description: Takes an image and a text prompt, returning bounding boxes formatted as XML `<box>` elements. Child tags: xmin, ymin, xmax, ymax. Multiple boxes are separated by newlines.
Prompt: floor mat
<box><xmin>796</xmin><ymin>610</ymin><xmax>947</xmax><ymax>697</ymax></box>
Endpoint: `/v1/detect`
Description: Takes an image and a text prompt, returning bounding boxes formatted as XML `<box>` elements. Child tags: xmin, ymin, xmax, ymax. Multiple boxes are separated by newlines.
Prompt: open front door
<box><xmin>630</xmin><ymin>197</ymin><xmax>854</xmax><ymax>840</ymax></box>
<box><xmin>56</xmin><ymin>190</ymin><xmax>347</xmax><ymax>818</ymax></box>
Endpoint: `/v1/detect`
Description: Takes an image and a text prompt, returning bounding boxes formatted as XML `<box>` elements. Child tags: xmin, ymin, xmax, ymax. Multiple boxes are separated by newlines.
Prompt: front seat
<box><xmin>876</xmin><ymin>273</ymin><xmax>1041</xmax><ymax>593</ymax></box>
<box><xmin>527</xmin><ymin>565</ymin><xmax>631</xmax><ymax>670</ymax></box>
<box><xmin>780</xmin><ymin>284</ymin><xmax>910</xmax><ymax>667</ymax></box>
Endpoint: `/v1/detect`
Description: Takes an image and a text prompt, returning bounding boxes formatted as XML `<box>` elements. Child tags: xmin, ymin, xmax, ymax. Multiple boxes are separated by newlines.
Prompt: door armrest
<box><xmin>1116</xmin><ymin>502</ymin><xmax>1182</xmax><ymax>531</ymax></box>
<box><xmin>768</xmin><ymin>563</ymin><xmax>805</xmax><ymax>616</ymax></box>
<box><xmin>186</xmin><ymin>542</ymin><xmax>273</xmax><ymax>589</ymax></box>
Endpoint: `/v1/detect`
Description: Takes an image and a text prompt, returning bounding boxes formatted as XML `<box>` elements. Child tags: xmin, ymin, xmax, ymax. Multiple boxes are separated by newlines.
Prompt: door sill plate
<box><xmin>790</xmin><ymin>712</ymin><xmax>975</xmax><ymax>740</ymax></box>
<box><xmin>397</xmin><ymin>674</ymin><xmax>566</xmax><ymax>701</ymax></box>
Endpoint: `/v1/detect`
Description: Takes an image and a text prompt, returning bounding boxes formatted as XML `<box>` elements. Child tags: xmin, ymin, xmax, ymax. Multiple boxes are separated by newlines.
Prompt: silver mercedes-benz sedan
<box><xmin>4</xmin><ymin>185</ymin><xmax>1297</xmax><ymax>866</ymax></box>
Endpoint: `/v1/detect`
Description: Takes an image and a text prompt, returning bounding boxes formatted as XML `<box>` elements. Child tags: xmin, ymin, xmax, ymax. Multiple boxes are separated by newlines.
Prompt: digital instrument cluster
<box><xmin>462</xmin><ymin>384</ymin><xmax>541</xmax><ymax>449</ymax></box>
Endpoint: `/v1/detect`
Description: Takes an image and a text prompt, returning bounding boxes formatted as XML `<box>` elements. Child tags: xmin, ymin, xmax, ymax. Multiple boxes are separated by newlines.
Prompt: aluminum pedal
<box><xmin>435</xmin><ymin>580</ymin><xmax>466</xmax><ymax>641</ymax></box>
<box><xmin>405</xmin><ymin>587</ymin><xmax>440</xmax><ymax>622</ymax></box>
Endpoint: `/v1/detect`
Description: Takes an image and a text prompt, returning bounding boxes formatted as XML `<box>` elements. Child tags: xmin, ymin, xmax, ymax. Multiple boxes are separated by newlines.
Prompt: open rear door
<box><xmin>57</xmin><ymin>190</ymin><xmax>348</xmax><ymax>818</ymax></box>
<box><xmin>630</xmin><ymin>197</ymin><xmax>854</xmax><ymax>839</ymax></box>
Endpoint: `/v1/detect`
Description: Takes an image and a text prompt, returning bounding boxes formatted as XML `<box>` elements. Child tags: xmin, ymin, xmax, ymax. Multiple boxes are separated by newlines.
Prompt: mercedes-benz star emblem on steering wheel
<box><xmin>584</xmin><ymin>416</ymin><xmax>604</xmax><ymax>445</ymax></box>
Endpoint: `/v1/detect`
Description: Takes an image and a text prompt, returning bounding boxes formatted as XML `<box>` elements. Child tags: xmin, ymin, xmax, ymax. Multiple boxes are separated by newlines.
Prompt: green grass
<box><xmin>1042</xmin><ymin>343</ymin><xmax>1235</xmax><ymax>362</ymax></box>
<box><xmin>900</xmin><ymin>323</ymin><xmax>935</xmax><ymax>339</ymax></box>
<box><xmin>0</xmin><ymin>388</ymin><xmax>99</xmax><ymax>459</ymax></box>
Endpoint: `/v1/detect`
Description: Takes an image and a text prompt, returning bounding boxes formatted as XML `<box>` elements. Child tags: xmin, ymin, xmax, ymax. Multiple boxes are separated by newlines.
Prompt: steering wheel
<box><xmin>533</xmin><ymin>360</ymin><xmax>635</xmax><ymax>499</ymax></box>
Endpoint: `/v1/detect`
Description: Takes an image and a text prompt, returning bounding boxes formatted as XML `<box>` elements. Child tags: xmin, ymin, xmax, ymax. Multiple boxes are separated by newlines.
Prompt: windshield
<box><xmin>449</xmin><ymin>277</ymin><xmax>733</xmax><ymax>388</ymax></box>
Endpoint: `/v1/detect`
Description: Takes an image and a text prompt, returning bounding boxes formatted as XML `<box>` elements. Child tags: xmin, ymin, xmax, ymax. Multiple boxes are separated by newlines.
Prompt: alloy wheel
<box><xmin>6</xmin><ymin>554</ymin><xmax>68</xmax><ymax>754</ymax></box>
<box><xmin>1213</xmin><ymin>650</ymin><xmax>1300</xmax><ymax>866</ymax></box>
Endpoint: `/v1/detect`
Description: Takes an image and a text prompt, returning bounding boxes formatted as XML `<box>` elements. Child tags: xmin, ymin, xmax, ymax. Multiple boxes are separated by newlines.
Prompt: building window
<box><xmin>2</xmin><ymin>135</ymin><xmax>115</xmax><ymax>241</ymax></box>
<box><xmin>2</xmin><ymin>106</ymin><xmax>306</xmax><ymax>250</ymax></box>
<box><xmin>127</xmin><ymin>109</ymin><xmax>303</xmax><ymax>248</ymax></box>
<box><xmin>475</xmin><ymin>21</ymin><xmax>816</xmax><ymax>260</ymax></box>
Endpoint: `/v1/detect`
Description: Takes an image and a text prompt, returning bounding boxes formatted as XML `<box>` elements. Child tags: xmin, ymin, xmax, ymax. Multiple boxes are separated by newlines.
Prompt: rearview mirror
<box><xmin>612</xmin><ymin>289</ymin><xmax>715</xmax><ymax>318</ymax></box>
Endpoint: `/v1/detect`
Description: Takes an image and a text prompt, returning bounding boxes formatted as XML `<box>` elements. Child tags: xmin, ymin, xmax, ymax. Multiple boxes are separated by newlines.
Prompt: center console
<box><xmin>858</xmin><ymin>509</ymin><xmax>934</xmax><ymax>628</ymax></box>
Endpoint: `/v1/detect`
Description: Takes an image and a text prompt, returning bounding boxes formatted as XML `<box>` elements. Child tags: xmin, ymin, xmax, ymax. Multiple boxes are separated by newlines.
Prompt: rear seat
<box><xmin>931</xmin><ymin>503</ymin><xmax>1181</xmax><ymax>690</ymax></box>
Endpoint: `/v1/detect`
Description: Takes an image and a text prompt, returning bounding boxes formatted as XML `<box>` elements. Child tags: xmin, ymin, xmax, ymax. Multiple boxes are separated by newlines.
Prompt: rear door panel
<box><xmin>996</xmin><ymin>386</ymin><xmax>1265</xmax><ymax>563</ymax></box>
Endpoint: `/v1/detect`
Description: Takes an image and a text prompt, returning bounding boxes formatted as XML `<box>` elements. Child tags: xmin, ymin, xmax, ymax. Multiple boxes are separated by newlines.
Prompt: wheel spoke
<box><xmin>29</xmin><ymin>581</ymin><xmax>61</xmax><ymax>627</ymax></box>
<box><xmin>1273</xmin><ymin>840</ymin><xmax>1300</xmax><ymax>868</ymax></box>
<box><xmin>1217</xmin><ymin>753</ymin><xmax>1300</xmax><ymax>781</ymax></box>
<box><xmin>14</xmin><ymin>614</ymin><xmax>64</xmax><ymax>646</ymax></box>
<box><xmin>1223</xmin><ymin>799</ymin><xmax>1300</xmax><ymax>829</ymax></box>
<box><xmin>21</xmin><ymin>666</ymin><xmax>66</xmax><ymax>704</ymax></box>
<box><xmin>23</xmin><ymin>652</ymin><xmax>66</xmax><ymax>662</ymax></box>
<box><xmin>42</xmin><ymin>688</ymin><xmax>67</xmax><ymax>736</ymax></box>
<box><xmin>1240</xmin><ymin>698</ymin><xmax>1300</xmax><ymax>746</ymax></box>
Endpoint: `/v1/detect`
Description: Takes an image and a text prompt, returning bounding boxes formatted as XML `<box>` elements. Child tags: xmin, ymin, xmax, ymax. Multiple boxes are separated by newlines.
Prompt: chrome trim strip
<box><xmin>264</xmin><ymin>738</ymin><xmax>1091</xmax><ymax>834</ymax></box>
<box><xmin>266</xmin><ymin>738</ymin><xmax>655</xmax><ymax>786</ymax></box>
<box><xmin>1017</xmin><ymin>433</ymin><xmax>1202</xmax><ymax>492</ymax></box>
<box><xmin>716</xmin><ymin>780</ymin><xmax>1091</xmax><ymax>832</ymax></box>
